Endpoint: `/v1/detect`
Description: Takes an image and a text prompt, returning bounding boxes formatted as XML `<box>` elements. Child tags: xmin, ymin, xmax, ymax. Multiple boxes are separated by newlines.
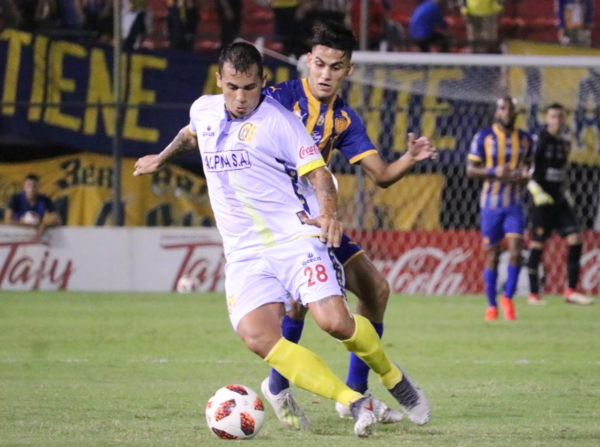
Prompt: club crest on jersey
<box><xmin>238</xmin><ymin>123</ymin><xmax>257</xmax><ymax>142</ymax></box>
<box><xmin>335</xmin><ymin>116</ymin><xmax>349</xmax><ymax>133</ymax></box>
<box><xmin>204</xmin><ymin>149</ymin><xmax>251</xmax><ymax>172</ymax></box>
<box><xmin>317</xmin><ymin>114</ymin><xmax>325</xmax><ymax>126</ymax></box>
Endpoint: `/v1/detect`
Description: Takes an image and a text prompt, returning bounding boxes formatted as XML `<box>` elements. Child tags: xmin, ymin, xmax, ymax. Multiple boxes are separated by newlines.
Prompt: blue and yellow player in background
<box><xmin>260</xmin><ymin>22</ymin><xmax>436</xmax><ymax>429</ymax></box>
<box><xmin>467</xmin><ymin>97</ymin><xmax>533</xmax><ymax>321</ymax></box>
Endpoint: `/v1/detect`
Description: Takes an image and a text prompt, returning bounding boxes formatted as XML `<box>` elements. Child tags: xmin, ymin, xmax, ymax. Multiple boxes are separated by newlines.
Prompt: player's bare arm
<box><xmin>133</xmin><ymin>126</ymin><xmax>199</xmax><ymax>176</ymax></box>
<box><xmin>303</xmin><ymin>167</ymin><xmax>343</xmax><ymax>248</ymax></box>
<box><xmin>360</xmin><ymin>133</ymin><xmax>437</xmax><ymax>189</ymax></box>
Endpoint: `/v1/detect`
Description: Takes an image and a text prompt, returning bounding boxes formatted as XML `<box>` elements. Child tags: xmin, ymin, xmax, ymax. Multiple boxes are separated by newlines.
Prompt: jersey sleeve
<box><xmin>276</xmin><ymin>112</ymin><xmax>326</xmax><ymax>177</ymax></box>
<box><xmin>188</xmin><ymin>97</ymin><xmax>203</xmax><ymax>136</ymax></box>
<box><xmin>468</xmin><ymin>131</ymin><xmax>485</xmax><ymax>162</ymax></box>
<box><xmin>334</xmin><ymin>109</ymin><xmax>377</xmax><ymax>164</ymax></box>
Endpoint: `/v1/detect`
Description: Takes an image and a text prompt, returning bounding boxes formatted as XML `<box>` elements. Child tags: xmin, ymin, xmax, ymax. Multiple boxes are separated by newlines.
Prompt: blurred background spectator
<box><xmin>556</xmin><ymin>0</ymin><xmax>594</xmax><ymax>46</ymax></box>
<box><xmin>4</xmin><ymin>174</ymin><xmax>61</xmax><ymax>239</ymax></box>
<box><xmin>167</xmin><ymin>0</ymin><xmax>200</xmax><ymax>51</ymax></box>
<box><xmin>271</xmin><ymin>0</ymin><xmax>301</xmax><ymax>56</ymax></box>
<box><xmin>460</xmin><ymin>0</ymin><xmax>504</xmax><ymax>53</ymax></box>
<box><xmin>351</xmin><ymin>0</ymin><xmax>386</xmax><ymax>49</ymax></box>
<box><xmin>215</xmin><ymin>0</ymin><xmax>243</xmax><ymax>50</ymax></box>
<box><xmin>409</xmin><ymin>0</ymin><xmax>449</xmax><ymax>52</ymax></box>
<box><xmin>82</xmin><ymin>0</ymin><xmax>113</xmax><ymax>42</ymax></box>
<box><xmin>122</xmin><ymin>0</ymin><xmax>150</xmax><ymax>51</ymax></box>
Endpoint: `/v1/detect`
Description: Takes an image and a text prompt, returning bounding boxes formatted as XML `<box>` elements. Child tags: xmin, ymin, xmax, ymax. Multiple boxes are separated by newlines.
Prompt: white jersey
<box><xmin>189</xmin><ymin>94</ymin><xmax>326</xmax><ymax>259</ymax></box>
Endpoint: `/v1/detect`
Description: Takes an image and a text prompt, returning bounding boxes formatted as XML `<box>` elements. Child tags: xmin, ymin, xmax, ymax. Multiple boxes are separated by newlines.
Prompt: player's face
<box><xmin>495</xmin><ymin>99</ymin><xmax>517</xmax><ymax>129</ymax></box>
<box><xmin>546</xmin><ymin>108</ymin><xmax>565</xmax><ymax>134</ymax></box>
<box><xmin>307</xmin><ymin>45</ymin><xmax>354</xmax><ymax>103</ymax></box>
<box><xmin>216</xmin><ymin>62</ymin><xmax>266</xmax><ymax>118</ymax></box>
<box><xmin>23</xmin><ymin>179</ymin><xmax>39</xmax><ymax>200</ymax></box>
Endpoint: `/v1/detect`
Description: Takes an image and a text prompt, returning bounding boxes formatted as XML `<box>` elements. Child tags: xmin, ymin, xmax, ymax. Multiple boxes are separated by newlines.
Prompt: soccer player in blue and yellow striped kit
<box><xmin>467</xmin><ymin>97</ymin><xmax>533</xmax><ymax>321</ymax></box>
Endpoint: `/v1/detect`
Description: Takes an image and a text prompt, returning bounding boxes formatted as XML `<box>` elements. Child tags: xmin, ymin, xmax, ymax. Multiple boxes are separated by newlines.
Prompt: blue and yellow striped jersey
<box><xmin>264</xmin><ymin>79</ymin><xmax>377</xmax><ymax>165</ymax></box>
<box><xmin>468</xmin><ymin>124</ymin><xmax>533</xmax><ymax>209</ymax></box>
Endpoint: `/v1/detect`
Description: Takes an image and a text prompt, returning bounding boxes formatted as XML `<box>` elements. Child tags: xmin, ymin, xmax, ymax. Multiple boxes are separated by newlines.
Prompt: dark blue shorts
<box><xmin>333</xmin><ymin>234</ymin><xmax>365</xmax><ymax>266</ymax></box>
<box><xmin>480</xmin><ymin>206</ymin><xmax>525</xmax><ymax>247</ymax></box>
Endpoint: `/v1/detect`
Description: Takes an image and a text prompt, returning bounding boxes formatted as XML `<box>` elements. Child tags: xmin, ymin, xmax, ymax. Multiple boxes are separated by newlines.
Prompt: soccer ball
<box><xmin>205</xmin><ymin>385</ymin><xmax>265</xmax><ymax>440</ymax></box>
<box><xmin>176</xmin><ymin>275</ymin><xmax>199</xmax><ymax>293</ymax></box>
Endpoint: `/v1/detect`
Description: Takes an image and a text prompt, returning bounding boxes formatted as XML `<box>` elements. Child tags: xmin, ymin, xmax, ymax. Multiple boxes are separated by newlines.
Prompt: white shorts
<box><xmin>225</xmin><ymin>236</ymin><xmax>345</xmax><ymax>331</ymax></box>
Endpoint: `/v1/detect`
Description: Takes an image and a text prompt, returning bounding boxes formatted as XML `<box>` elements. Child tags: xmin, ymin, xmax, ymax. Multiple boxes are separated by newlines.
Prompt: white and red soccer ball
<box><xmin>205</xmin><ymin>385</ymin><xmax>265</xmax><ymax>440</ymax></box>
<box><xmin>176</xmin><ymin>275</ymin><xmax>200</xmax><ymax>293</ymax></box>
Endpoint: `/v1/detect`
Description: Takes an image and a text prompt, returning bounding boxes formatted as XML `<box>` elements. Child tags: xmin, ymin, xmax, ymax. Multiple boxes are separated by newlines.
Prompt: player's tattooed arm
<box><xmin>133</xmin><ymin>126</ymin><xmax>199</xmax><ymax>176</ymax></box>
<box><xmin>304</xmin><ymin>167</ymin><xmax>343</xmax><ymax>248</ymax></box>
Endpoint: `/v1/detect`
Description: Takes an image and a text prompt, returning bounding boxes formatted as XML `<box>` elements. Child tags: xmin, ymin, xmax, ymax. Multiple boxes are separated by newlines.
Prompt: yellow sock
<box><xmin>341</xmin><ymin>314</ymin><xmax>403</xmax><ymax>389</ymax></box>
<box><xmin>265</xmin><ymin>338</ymin><xmax>363</xmax><ymax>408</ymax></box>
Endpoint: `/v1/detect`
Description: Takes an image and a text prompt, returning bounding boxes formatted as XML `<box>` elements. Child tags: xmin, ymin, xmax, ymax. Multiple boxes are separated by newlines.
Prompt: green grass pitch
<box><xmin>0</xmin><ymin>292</ymin><xmax>598</xmax><ymax>446</ymax></box>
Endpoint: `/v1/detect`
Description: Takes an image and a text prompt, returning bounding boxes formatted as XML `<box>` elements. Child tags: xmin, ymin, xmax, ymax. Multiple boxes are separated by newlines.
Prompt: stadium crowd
<box><xmin>0</xmin><ymin>0</ymin><xmax>596</xmax><ymax>54</ymax></box>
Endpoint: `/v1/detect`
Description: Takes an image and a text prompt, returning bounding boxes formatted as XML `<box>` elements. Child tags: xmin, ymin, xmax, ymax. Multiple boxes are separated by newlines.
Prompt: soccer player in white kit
<box><xmin>133</xmin><ymin>42</ymin><xmax>425</xmax><ymax>437</ymax></box>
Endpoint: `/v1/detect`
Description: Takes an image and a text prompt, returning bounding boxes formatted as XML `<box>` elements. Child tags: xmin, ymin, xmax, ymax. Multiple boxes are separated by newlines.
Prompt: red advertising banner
<box><xmin>346</xmin><ymin>230</ymin><xmax>600</xmax><ymax>296</ymax></box>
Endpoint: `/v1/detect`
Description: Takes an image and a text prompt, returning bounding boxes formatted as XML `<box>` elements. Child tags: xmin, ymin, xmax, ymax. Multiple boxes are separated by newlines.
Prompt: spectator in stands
<box><xmin>0</xmin><ymin>0</ymin><xmax>22</xmax><ymax>29</ymax></box>
<box><xmin>4</xmin><ymin>174</ymin><xmax>61</xmax><ymax>239</ymax></box>
<box><xmin>409</xmin><ymin>0</ymin><xmax>449</xmax><ymax>52</ymax></box>
<box><xmin>15</xmin><ymin>0</ymin><xmax>84</xmax><ymax>32</ymax></box>
<box><xmin>460</xmin><ymin>0</ymin><xmax>503</xmax><ymax>53</ymax></box>
<box><xmin>167</xmin><ymin>0</ymin><xmax>200</xmax><ymax>51</ymax></box>
<box><xmin>381</xmin><ymin>0</ymin><xmax>407</xmax><ymax>52</ymax></box>
<box><xmin>351</xmin><ymin>0</ymin><xmax>386</xmax><ymax>50</ymax></box>
<box><xmin>271</xmin><ymin>0</ymin><xmax>301</xmax><ymax>56</ymax></box>
<box><xmin>556</xmin><ymin>0</ymin><xmax>594</xmax><ymax>47</ymax></box>
<box><xmin>122</xmin><ymin>0</ymin><xmax>149</xmax><ymax>51</ymax></box>
<box><xmin>215</xmin><ymin>0</ymin><xmax>242</xmax><ymax>50</ymax></box>
<box><xmin>81</xmin><ymin>0</ymin><xmax>113</xmax><ymax>42</ymax></box>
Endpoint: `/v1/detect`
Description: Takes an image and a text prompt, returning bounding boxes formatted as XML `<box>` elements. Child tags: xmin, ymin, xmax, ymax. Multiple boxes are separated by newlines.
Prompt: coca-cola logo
<box><xmin>162</xmin><ymin>241</ymin><xmax>226</xmax><ymax>292</ymax></box>
<box><xmin>374</xmin><ymin>247</ymin><xmax>472</xmax><ymax>295</ymax></box>
<box><xmin>299</xmin><ymin>145</ymin><xmax>318</xmax><ymax>159</ymax></box>
<box><xmin>0</xmin><ymin>240</ymin><xmax>75</xmax><ymax>290</ymax></box>
<box><xmin>580</xmin><ymin>249</ymin><xmax>600</xmax><ymax>292</ymax></box>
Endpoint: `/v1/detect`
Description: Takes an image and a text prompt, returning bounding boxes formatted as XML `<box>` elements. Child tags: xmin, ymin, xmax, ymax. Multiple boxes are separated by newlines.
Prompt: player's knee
<box><xmin>509</xmin><ymin>251</ymin><xmax>522</xmax><ymax>266</ymax></box>
<box><xmin>567</xmin><ymin>233</ymin><xmax>582</xmax><ymax>245</ymax></box>
<box><xmin>372</xmin><ymin>276</ymin><xmax>390</xmax><ymax>310</ymax></box>
<box><xmin>239</xmin><ymin>329</ymin><xmax>280</xmax><ymax>359</ymax></box>
<box><xmin>486</xmin><ymin>248</ymin><xmax>500</xmax><ymax>270</ymax></box>
<box><xmin>317</xmin><ymin>313</ymin><xmax>355</xmax><ymax>340</ymax></box>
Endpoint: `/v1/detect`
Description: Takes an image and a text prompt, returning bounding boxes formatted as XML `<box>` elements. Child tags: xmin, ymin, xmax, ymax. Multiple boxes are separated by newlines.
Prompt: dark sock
<box><xmin>484</xmin><ymin>268</ymin><xmax>498</xmax><ymax>307</ymax></box>
<box><xmin>528</xmin><ymin>248</ymin><xmax>543</xmax><ymax>294</ymax></box>
<box><xmin>269</xmin><ymin>316</ymin><xmax>304</xmax><ymax>395</ymax></box>
<box><xmin>346</xmin><ymin>321</ymin><xmax>384</xmax><ymax>394</ymax></box>
<box><xmin>504</xmin><ymin>264</ymin><xmax>521</xmax><ymax>299</ymax></box>
<box><xmin>567</xmin><ymin>244</ymin><xmax>583</xmax><ymax>290</ymax></box>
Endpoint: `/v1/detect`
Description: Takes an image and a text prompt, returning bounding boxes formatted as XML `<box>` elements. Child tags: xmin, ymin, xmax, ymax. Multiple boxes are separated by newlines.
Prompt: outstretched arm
<box><xmin>304</xmin><ymin>167</ymin><xmax>343</xmax><ymax>248</ymax></box>
<box><xmin>134</xmin><ymin>126</ymin><xmax>199</xmax><ymax>176</ymax></box>
<box><xmin>359</xmin><ymin>133</ymin><xmax>436</xmax><ymax>189</ymax></box>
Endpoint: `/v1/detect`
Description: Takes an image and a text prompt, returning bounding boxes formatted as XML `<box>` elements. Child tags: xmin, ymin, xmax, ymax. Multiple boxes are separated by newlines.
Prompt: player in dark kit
<box><xmin>527</xmin><ymin>103</ymin><xmax>594</xmax><ymax>306</ymax></box>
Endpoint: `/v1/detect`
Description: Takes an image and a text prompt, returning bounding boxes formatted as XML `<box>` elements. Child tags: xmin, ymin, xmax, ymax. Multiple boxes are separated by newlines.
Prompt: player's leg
<box><xmin>266</xmin><ymin>301</ymin><xmax>307</xmax><ymax>397</ymax></box>
<box><xmin>236</xmin><ymin>303</ymin><xmax>381</xmax><ymax>437</ymax></box>
<box><xmin>481</xmin><ymin>208</ymin><xmax>503</xmax><ymax>320</ymax></box>
<box><xmin>527</xmin><ymin>204</ymin><xmax>550</xmax><ymax>305</ymax></box>
<box><xmin>558</xmin><ymin>201</ymin><xmax>594</xmax><ymax>305</ymax></box>
<box><xmin>308</xmin><ymin>296</ymin><xmax>429</xmax><ymax>425</ymax></box>
<box><xmin>337</xmin><ymin>237</ymin><xmax>388</xmax><ymax>393</ymax></box>
<box><xmin>500</xmin><ymin>206</ymin><xmax>525</xmax><ymax>320</ymax></box>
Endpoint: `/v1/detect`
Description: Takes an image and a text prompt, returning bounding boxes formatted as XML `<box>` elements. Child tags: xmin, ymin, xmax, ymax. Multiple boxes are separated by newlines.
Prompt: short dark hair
<box><xmin>218</xmin><ymin>42</ymin><xmax>264</xmax><ymax>78</ymax></box>
<box><xmin>311</xmin><ymin>22</ymin><xmax>358</xmax><ymax>59</ymax></box>
<box><xmin>24</xmin><ymin>173</ymin><xmax>40</xmax><ymax>183</ymax></box>
<box><xmin>546</xmin><ymin>102</ymin><xmax>565</xmax><ymax>113</ymax></box>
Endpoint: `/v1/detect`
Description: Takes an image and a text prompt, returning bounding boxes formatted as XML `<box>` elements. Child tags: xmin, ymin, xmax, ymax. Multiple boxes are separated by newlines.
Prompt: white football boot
<box><xmin>336</xmin><ymin>390</ymin><xmax>403</xmax><ymax>423</ymax></box>
<box><xmin>261</xmin><ymin>378</ymin><xmax>310</xmax><ymax>430</ymax></box>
